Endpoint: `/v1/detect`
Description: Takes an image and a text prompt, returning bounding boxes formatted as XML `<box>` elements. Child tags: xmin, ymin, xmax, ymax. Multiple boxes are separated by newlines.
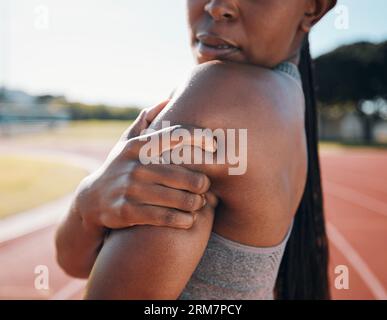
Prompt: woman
<box><xmin>56</xmin><ymin>0</ymin><xmax>336</xmax><ymax>299</ymax></box>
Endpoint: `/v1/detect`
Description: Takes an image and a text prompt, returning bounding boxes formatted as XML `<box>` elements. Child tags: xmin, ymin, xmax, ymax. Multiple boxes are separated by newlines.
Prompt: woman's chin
<box><xmin>195</xmin><ymin>55</ymin><xmax>246</xmax><ymax>65</ymax></box>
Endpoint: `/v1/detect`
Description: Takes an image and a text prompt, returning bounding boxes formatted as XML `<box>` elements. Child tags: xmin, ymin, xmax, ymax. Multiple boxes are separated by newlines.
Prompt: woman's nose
<box><xmin>204</xmin><ymin>0</ymin><xmax>239</xmax><ymax>22</ymax></box>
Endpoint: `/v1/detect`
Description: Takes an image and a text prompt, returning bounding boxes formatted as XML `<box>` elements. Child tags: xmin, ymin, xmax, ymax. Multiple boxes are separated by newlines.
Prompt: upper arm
<box><xmin>84</xmin><ymin>204</ymin><xmax>215</xmax><ymax>299</ymax></box>
<box><xmin>84</xmin><ymin>61</ymin><xmax>306</xmax><ymax>299</ymax></box>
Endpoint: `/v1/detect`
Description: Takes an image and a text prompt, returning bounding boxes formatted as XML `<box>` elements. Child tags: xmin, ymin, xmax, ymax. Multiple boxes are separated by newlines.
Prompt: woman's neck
<box><xmin>287</xmin><ymin>50</ymin><xmax>301</xmax><ymax>66</ymax></box>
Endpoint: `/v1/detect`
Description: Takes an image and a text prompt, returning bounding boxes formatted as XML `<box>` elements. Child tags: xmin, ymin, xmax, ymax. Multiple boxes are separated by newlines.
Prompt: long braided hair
<box><xmin>274</xmin><ymin>36</ymin><xmax>331</xmax><ymax>299</ymax></box>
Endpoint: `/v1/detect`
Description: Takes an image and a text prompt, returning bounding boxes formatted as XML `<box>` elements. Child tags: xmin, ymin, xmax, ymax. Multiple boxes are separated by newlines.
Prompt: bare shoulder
<box><xmin>152</xmin><ymin>60</ymin><xmax>306</xmax><ymax>179</ymax></box>
<box><xmin>150</xmin><ymin>60</ymin><xmax>308</xmax><ymax>246</ymax></box>
<box><xmin>153</xmin><ymin>60</ymin><xmax>305</xmax><ymax>139</ymax></box>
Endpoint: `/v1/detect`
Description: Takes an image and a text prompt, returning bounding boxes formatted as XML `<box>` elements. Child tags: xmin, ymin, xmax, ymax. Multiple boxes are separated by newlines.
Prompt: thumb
<box><xmin>143</xmin><ymin>99</ymin><xmax>170</xmax><ymax>125</ymax></box>
<box><xmin>120</xmin><ymin>99</ymin><xmax>170</xmax><ymax>141</ymax></box>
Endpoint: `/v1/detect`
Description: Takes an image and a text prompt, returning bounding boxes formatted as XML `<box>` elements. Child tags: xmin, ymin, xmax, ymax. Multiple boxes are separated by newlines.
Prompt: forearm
<box><xmin>55</xmin><ymin>195</ymin><xmax>107</xmax><ymax>279</ymax></box>
<box><xmin>84</xmin><ymin>203</ymin><xmax>215</xmax><ymax>299</ymax></box>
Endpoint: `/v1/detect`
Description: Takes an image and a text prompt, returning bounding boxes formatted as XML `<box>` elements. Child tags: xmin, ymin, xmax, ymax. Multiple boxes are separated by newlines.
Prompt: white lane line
<box><xmin>0</xmin><ymin>150</ymin><xmax>102</xmax><ymax>243</ymax></box>
<box><xmin>324</xmin><ymin>180</ymin><xmax>387</xmax><ymax>218</ymax></box>
<box><xmin>0</xmin><ymin>194</ymin><xmax>74</xmax><ymax>243</ymax></box>
<box><xmin>0</xmin><ymin>148</ymin><xmax>102</xmax><ymax>173</ymax></box>
<box><xmin>0</xmin><ymin>148</ymin><xmax>96</xmax><ymax>300</ymax></box>
<box><xmin>50</xmin><ymin>279</ymin><xmax>86</xmax><ymax>300</ymax></box>
<box><xmin>327</xmin><ymin>221</ymin><xmax>387</xmax><ymax>300</ymax></box>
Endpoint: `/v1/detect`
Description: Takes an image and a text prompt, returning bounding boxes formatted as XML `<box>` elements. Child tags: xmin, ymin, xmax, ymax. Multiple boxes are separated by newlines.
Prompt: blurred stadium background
<box><xmin>0</xmin><ymin>0</ymin><xmax>386</xmax><ymax>300</ymax></box>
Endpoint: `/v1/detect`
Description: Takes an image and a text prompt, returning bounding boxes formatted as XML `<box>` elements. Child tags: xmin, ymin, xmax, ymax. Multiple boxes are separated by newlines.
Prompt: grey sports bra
<box><xmin>177</xmin><ymin>61</ymin><xmax>301</xmax><ymax>300</ymax></box>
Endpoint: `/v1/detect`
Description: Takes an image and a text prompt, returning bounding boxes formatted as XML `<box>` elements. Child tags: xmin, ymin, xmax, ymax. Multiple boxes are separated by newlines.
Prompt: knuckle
<box><xmin>183</xmin><ymin>193</ymin><xmax>201</xmax><ymax>211</ymax></box>
<box><xmin>123</xmin><ymin>139</ymin><xmax>138</xmax><ymax>157</ymax></box>
<box><xmin>125</xmin><ymin>180</ymin><xmax>140</xmax><ymax>197</ymax></box>
<box><xmin>164</xmin><ymin>209</ymin><xmax>178</xmax><ymax>225</ymax></box>
<box><xmin>118</xmin><ymin>201</ymin><xmax>134</xmax><ymax>226</ymax></box>
<box><xmin>182</xmin><ymin>193</ymin><xmax>194</xmax><ymax>211</ymax></box>
<box><xmin>133</xmin><ymin>110</ymin><xmax>147</xmax><ymax>125</ymax></box>
<box><xmin>126</xmin><ymin>160</ymin><xmax>142</xmax><ymax>181</ymax></box>
<box><xmin>101</xmin><ymin>210</ymin><xmax>121</xmax><ymax>229</ymax></box>
<box><xmin>130</xmin><ymin>162</ymin><xmax>144</xmax><ymax>179</ymax></box>
<box><xmin>139</xmin><ymin>109</ymin><xmax>148</xmax><ymax>119</ymax></box>
<box><xmin>138</xmin><ymin>110</ymin><xmax>149</xmax><ymax>125</ymax></box>
<box><xmin>190</xmin><ymin>174</ymin><xmax>206</xmax><ymax>192</ymax></box>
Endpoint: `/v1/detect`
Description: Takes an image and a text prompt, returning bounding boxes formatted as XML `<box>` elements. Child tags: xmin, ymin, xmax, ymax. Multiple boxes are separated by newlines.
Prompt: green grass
<box><xmin>53</xmin><ymin>120</ymin><xmax>133</xmax><ymax>140</ymax></box>
<box><xmin>0</xmin><ymin>155</ymin><xmax>89</xmax><ymax>219</ymax></box>
<box><xmin>10</xmin><ymin>120</ymin><xmax>134</xmax><ymax>144</ymax></box>
<box><xmin>0</xmin><ymin>121</ymin><xmax>134</xmax><ymax>218</ymax></box>
<box><xmin>319</xmin><ymin>140</ymin><xmax>387</xmax><ymax>150</ymax></box>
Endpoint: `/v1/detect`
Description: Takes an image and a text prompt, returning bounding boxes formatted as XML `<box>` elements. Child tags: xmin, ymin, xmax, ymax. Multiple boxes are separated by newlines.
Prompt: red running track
<box><xmin>0</xmin><ymin>148</ymin><xmax>386</xmax><ymax>300</ymax></box>
<box><xmin>322</xmin><ymin>148</ymin><xmax>387</xmax><ymax>299</ymax></box>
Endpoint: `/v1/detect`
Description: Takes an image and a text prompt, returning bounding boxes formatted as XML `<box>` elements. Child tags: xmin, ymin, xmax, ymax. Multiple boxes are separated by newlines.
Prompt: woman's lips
<box><xmin>195</xmin><ymin>40</ymin><xmax>242</xmax><ymax>60</ymax></box>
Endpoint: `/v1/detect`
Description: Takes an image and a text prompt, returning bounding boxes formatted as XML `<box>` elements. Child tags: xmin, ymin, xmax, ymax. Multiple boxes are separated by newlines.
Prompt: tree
<box><xmin>314</xmin><ymin>41</ymin><xmax>387</xmax><ymax>143</ymax></box>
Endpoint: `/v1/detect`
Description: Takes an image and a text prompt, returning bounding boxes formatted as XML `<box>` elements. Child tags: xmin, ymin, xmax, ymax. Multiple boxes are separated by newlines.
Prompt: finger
<box><xmin>143</xmin><ymin>99</ymin><xmax>170</xmax><ymax>125</ymax></box>
<box><xmin>126</xmin><ymin>203</ymin><xmax>196</xmax><ymax>229</ymax></box>
<box><xmin>119</xmin><ymin>109</ymin><xmax>147</xmax><ymax>141</ymax></box>
<box><xmin>120</xmin><ymin>100</ymin><xmax>170</xmax><ymax>141</ymax></box>
<box><xmin>134</xmin><ymin>163</ymin><xmax>211</xmax><ymax>194</ymax></box>
<box><xmin>126</xmin><ymin>124</ymin><xmax>217</xmax><ymax>159</ymax></box>
<box><xmin>187</xmin><ymin>191</ymin><xmax>218</xmax><ymax>223</ymax></box>
<box><xmin>127</xmin><ymin>183</ymin><xmax>207</xmax><ymax>212</ymax></box>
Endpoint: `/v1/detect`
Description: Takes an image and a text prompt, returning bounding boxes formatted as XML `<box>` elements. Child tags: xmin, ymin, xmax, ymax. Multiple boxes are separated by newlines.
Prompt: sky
<box><xmin>1</xmin><ymin>0</ymin><xmax>387</xmax><ymax>107</ymax></box>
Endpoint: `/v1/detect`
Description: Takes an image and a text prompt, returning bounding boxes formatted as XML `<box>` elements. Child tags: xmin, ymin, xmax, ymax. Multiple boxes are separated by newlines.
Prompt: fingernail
<box><xmin>202</xmin><ymin>195</ymin><xmax>207</xmax><ymax>207</ymax></box>
<box><xmin>179</xmin><ymin>214</ymin><xmax>194</xmax><ymax>227</ymax></box>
